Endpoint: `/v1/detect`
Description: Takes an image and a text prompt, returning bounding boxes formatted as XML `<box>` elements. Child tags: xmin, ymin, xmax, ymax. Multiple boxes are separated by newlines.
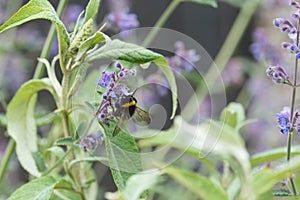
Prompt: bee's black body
<box><xmin>113</xmin><ymin>95</ymin><xmax>137</xmax><ymax>120</ymax></box>
<box><xmin>112</xmin><ymin>93</ymin><xmax>151</xmax><ymax>136</ymax></box>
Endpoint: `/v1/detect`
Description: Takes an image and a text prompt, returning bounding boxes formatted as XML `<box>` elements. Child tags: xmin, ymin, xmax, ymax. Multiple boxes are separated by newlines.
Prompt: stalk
<box><xmin>142</xmin><ymin>0</ymin><xmax>180</xmax><ymax>47</ymax></box>
<box><xmin>286</xmin><ymin>17</ymin><xmax>300</xmax><ymax>197</ymax></box>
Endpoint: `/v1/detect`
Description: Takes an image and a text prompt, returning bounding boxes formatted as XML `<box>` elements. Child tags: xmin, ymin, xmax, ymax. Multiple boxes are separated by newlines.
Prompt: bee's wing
<box><xmin>132</xmin><ymin>107</ymin><xmax>151</xmax><ymax>125</ymax></box>
<box><xmin>112</xmin><ymin>120</ymin><xmax>126</xmax><ymax>137</ymax></box>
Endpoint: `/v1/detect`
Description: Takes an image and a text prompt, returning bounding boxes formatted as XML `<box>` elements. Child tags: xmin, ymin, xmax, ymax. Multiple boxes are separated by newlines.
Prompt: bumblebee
<box><xmin>112</xmin><ymin>93</ymin><xmax>151</xmax><ymax>136</ymax></box>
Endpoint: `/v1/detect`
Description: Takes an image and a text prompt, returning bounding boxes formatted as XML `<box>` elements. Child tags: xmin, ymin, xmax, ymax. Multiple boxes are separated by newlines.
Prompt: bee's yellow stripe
<box><xmin>122</xmin><ymin>100</ymin><xmax>136</xmax><ymax>108</ymax></box>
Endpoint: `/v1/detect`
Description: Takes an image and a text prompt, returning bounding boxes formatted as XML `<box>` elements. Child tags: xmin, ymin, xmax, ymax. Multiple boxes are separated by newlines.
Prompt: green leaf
<box><xmin>32</xmin><ymin>152</ymin><xmax>47</xmax><ymax>172</ymax></box>
<box><xmin>220</xmin><ymin>102</ymin><xmax>245</xmax><ymax>130</ymax></box>
<box><xmin>88</xmin><ymin>39</ymin><xmax>162</xmax><ymax>64</ymax></box>
<box><xmin>220</xmin><ymin>0</ymin><xmax>246</xmax><ymax>7</ymax></box>
<box><xmin>83</xmin><ymin>0</ymin><xmax>101</xmax><ymax>24</ymax></box>
<box><xmin>44</xmin><ymin>146</ymin><xmax>65</xmax><ymax>160</ymax></box>
<box><xmin>154</xmin><ymin>57</ymin><xmax>178</xmax><ymax>119</ymax></box>
<box><xmin>250</xmin><ymin>145</ymin><xmax>300</xmax><ymax>166</ymax></box>
<box><xmin>182</xmin><ymin>0</ymin><xmax>217</xmax><ymax>7</ymax></box>
<box><xmin>8</xmin><ymin>175</ymin><xmax>57</xmax><ymax>200</ymax></box>
<box><xmin>164</xmin><ymin>166</ymin><xmax>228</xmax><ymax>200</ymax></box>
<box><xmin>250</xmin><ymin>156</ymin><xmax>300</xmax><ymax>198</ymax></box>
<box><xmin>68</xmin><ymin>157</ymin><xmax>107</xmax><ymax>169</ymax></box>
<box><xmin>88</xmin><ymin>39</ymin><xmax>178</xmax><ymax>119</ymax></box>
<box><xmin>0</xmin><ymin>0</ymin><xmax>69</xmax><ymax>67</ymax></box>
<box><xmin>0</xmin><ymin>113</ymin><xmax>6</xmax><ymax>127</ymax></box>
<box><xmin>101</xmin><ymin>120</ymin><xmax>143</xmax><ymax>191</ymax></box>
<box><xmin>7</xmin><ymin>78</ymin><xmax>54</xmax><ymax>177</ymax></box>
<box><xmin>50</xmin><ymin>178</ymin><xmax>81</xmax><ymax>200</ymax></box>
<box><xmin>55</xmin><ymin>137</ymin><xmax>74</xmax><ymax>146</ymax></box>
<box><xmin>139</xmin><ymin>117</ymin><xmax>250</xmax><ymax>178</ymax></box>
<box><xmin>122</xmin><ymin>171</ymin><xmax>160</xmax><ymax>200</ymax></box>
<box><xmin>76</xmin><ymin>31</ymin><xmax>108</xmax><ymax>61</ymax></box>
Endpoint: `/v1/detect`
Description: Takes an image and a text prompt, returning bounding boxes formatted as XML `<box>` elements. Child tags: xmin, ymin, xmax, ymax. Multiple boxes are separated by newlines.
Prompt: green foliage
<box><xmin>250</xmin><ymin>156</ymin><xmax>300</xmax><ymax>198</ymax></box>
<box><xmin>6</xmin><ymin>79</ymin><xmax>54</xmax><ymax>177</ymax></box>
<box><xmin>220</xmin><ymin>102</ymin><xmax>247</xmax><ymax>130</ymax></box>
<box><xmin>54</xmin><ymin>137</ymin><xmax>75</xmax><ymax>146</ymax></box>
<box><xmin>7</xmin><ymin>175</ymin><xmax>78</xmax><ymax>200</ymax></box>
<box><xmin>101</xmin><ymin>121</ymin><xmax>143</xmax><ymax>191</ymax></box>
<box><xmin>0</xmin><ymin>0</ymin><xmax>69</xmax><ymax>69</ymax></box>
<box><xmin>164</xmin><ymin>166</ymin><xmax>228</xmax><ymax>200</ymax></box>
<box><xmin>251</xmin><ymin>145</ymin><xmax>300</xmax><ymax>166</ymax></box>
<box><xmin>83</xmin><ymin>0</ymin><xmax>102</xmax><ymax>24</ymax></box>
<box><xmin>122</xmin><ymin>171</ymin><xmax>160</xmax><ymax>200</ymax></box>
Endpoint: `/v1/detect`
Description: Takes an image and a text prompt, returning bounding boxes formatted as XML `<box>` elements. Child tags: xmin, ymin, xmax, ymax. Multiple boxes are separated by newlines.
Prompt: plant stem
<box><xmin>0</xmin><ymin>0</ymin><xmax>68</xmax><ymax>185</ymax></box>
<box><xmin>33</xmin><ymin>0</ymin><xmax>69</xmax><ymax>79</ymax></box>
<box><xmin>0</xmin><ymin>139</ymin><xmax>15</xmax><ymax>182</ymax></box>
<box><xmin>142</xmin><ymin>0</ymin><xmax>180</xmax><ymax>47</ymax></box>
<box><xmin>61</xmin><ymin>72</ymin><xmax>71</xmax><ymax>137</ymax></box>
<box><xmin>286</xmin><ymin>18</ymin><xmax>300</xmax><ymax>197</ymax></box>
<box><xmin>182</xmin><ymin>0</ymin><xmax>260</xmax><ymax>121</ymax></box>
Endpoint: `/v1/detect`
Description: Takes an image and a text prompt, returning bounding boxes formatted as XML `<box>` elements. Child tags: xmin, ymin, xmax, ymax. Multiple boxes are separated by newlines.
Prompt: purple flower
<box><xmin>276</xmin><ymin>107</ymin><xmax>300</xmax><ymax>136</ymax></box>
<box><xmin>78</xmin><ymin>131</ymin><xmax>103</xmax><ymax>152</ymax></box>
<box><xmin>273</xmin><ymin>4</ymin><xmax>300</xmax><ymax>57</ymax></box>
<box><xmin>221</xmin><ymin>58</ymin><xmax>244</xmax><ymax>85</ymax></box>
<box><xmin>249</xmin><ymin>28</ymin><xmax>283</xmax><ymax>65</ymax></box>
<box><xmin>266</xmin><ymin>66</ymin><xmax>290</xmax><ymax>84</ymax></box>
<box><xmin>62</xmin><ymin>4</ymin><xmax>83</xmax><ymax>31</ymax></box>
<box><xmin>96</xmin><ymin>62</ymin><xmax>136</xmax><ymax>123</ymax></box>
<box><xmin>97</xmin><ymin>71</ymin><xmax>114</xmax><ymax>88</ymax></box>
<box><xmin>276</xmin><ymin>107</ymin><xmax>291</xmax><ymax>135</ymax></box>
<box><xmin>105</xmin><ymin>8</ymin><xmax>139</xmax><ymax>33</ymax></box>
<box><xmin>167</xmin><ymin>41</ymin><xmax>201</xmax><ymax>73</ymax></box>
<box><xmin>290</xmin><ymin>0</ymin><xmax>300</xmax><ymax>9</ymax></box>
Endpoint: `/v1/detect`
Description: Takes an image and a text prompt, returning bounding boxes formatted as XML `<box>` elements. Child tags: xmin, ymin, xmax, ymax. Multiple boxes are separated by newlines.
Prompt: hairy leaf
<box><xmin>0</xmin><ymin>0</ymin><xmax>69</xmax><ymax>67</ymax></box>
<box><xmin>7</xmin><ymin>78</ymin><xmax>54</xmax><ymax>177</ymax></box>
<box><xmin>122</xmin><ymin>171</ymin><xmax>160</xmax><ymax>200</ymax></box>
<box><xmin>55</xmin><ymin>137</ymin><xmax>74</xmax><ymax>146</ymax></box>
<box><xmin>83</xmin><ymin>0</ymin><xmax>101</xmax><ymax>23</ymax></box>
<box><xmin>139</xmin><ymin>117</ymin><xmax>250</xmax><ymax>178</ymax></box>
<box><xmin>250</xmin><ymin>145</ymin><xmax>300</xmax><ymax>166</ymax></box>
<box><xmin>101</xmin><ymin>120</ymin><xmax>143</xmax><ymax>191</ymax></box>
<box><xmin>220</xmin><ymin>102</ymin><xmax>245</xmax><ymax>130</ymax></box>
<box><xmin>251</xmin><ymin>156</ymin><xmax>300</xmax><ymax>198</ymax></box>
<box><xmin>8</xmin><ymin>175</ymin><xmax>57</xmax><ymax>200</ymax></box>
<box><xmin>164</xmin><ymin>166</ymin><xmax>228</xmax><ymax>200</ymax></box>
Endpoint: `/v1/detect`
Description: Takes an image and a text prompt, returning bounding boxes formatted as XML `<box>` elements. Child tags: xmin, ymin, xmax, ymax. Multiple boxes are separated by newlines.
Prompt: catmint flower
<box><xmin>78</xmin><ymin>131</ymin><xmax>103</xmax><ymax>152</ymax></box>
<box><xmin>273</xmin><ymin>3</ymin><xmax>300</xmax><ymax>57</ymax></box>
<box><xmin>167</xmin><ymin>41</ymin><xmax>201</xmax><ymax>73</ymax></box>
<box><xmin>281</xmin><ymin>42</ymin><xmax>299</xmax><ymax>53</ymax></box>
<box><xmin>221</xmin><ymin>58</ymin><xmax>244</xmax><ymax>85</ymax></box>
<box><xmin>249</xmin><ymin>28</ymin><xmax>283</xmax><ymax>65</ymax></box>
<box><xmin>105</xmin><ymin>8</ymin><xmax>139</xmax><ymax>33</ymax></box>
<box><xmin>276</xmin><ymin>107</ymin><xmax>300</xmax><ymax>136</ymax></box>
<box><xmin>290</xmin><ymin>0</ymin><xmax>300</xmax><ymax>9</ymax></box>
<box><xmin>96</xmin><ymin>62</ymin><xmax>136</xmax><ymax>123</ymax></box>
<box><xmin>266</xmin><ymin>66</ymin><xmax>290</xmax><ymax>84</ymax></box>
<box><xmin>276</xmin><ymin>107</ymin><xmax>291</xmax><ymax>135</ymax></box>
<box><xmin>97</xmin><ymin>71</ymin><xmax>114</xmax><ymax>88</ymax></box>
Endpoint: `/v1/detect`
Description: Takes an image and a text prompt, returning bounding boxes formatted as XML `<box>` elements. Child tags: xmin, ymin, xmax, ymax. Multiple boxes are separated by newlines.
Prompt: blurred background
<box><xmin>0</xmin><ymin>0</ymin><xmax>298</xmax><ymax>199</ymax></box>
